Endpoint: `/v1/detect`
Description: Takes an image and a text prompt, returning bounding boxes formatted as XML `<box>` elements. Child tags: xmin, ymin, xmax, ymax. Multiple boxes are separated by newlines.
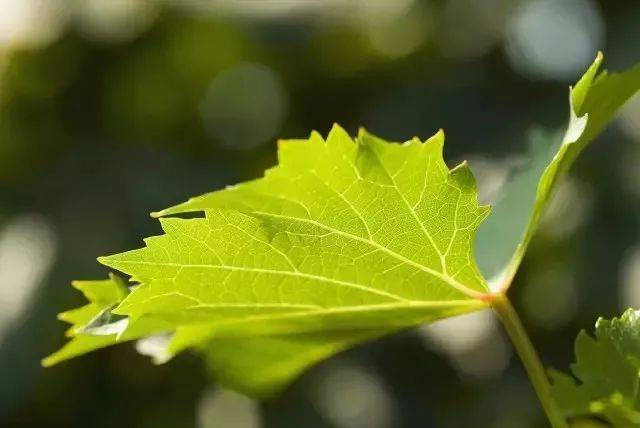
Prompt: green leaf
<box><xmin>42</xmin><ymin>275</ymin><xmax>171</xmax><ymax>367</ymax></box>
<box><xmin>45</xmin><ymin>53</ymin><xmax>640</xmax><ymax>399</ymax></box>
<box><xmin>57</xmin><ymin>274</ymin><xmax>128</xmax><ymax>336</ymax></box>
<box><xmin>110</xmin><ymin>126</ymin><xmax>494</xmax><ymax>395</ymax></box>
<box><xmin>475</xmin><ymin>127</ymin><xmax>560</xmax><ymax>281</ymax></box>
<box><xmin>550</xmin><ymin>309</ymin><xmax>640</xmax><ymax>427</ymax></box>
<box><xmin>201</xmin><ymin>330</ymin><xmax>388</xmax><ymax>397</ymax></box>
<box><xmin>46</xmin><ymin>125</ymin><xmax>492</xmax><ymax>395</ymax></box>
<box><xmin>477</xmin><ymin>53</ymin><xmax>640</xmax><ymax>288</ymax></box>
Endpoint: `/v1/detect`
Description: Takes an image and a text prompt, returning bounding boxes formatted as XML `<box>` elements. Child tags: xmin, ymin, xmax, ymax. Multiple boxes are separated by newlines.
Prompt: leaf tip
<box><xmin>449</xmin><ymin>160</ymin><xmax>470</xmax><ymax>177</ymax></box>
<box><xmin>449</xmin><ymin>161</ymin><xmax>473</xmax><ymax>189</ymax></box>
<box><xmin>571</xmin><ymin>51</ymin><xmax>605</xmax><ymax>114</ymax></box>
<box><xmin>595</xmin><ymin>50</ymin><xmax>603</xmax><ymax>62</ymax></box>
<box><xmin>41</xmin><ymin>355</ymin><xmax>57</xmax><ymax>368</ymax></box>
<box><xmin>424</xmin><ymin>129</ymin><xmax>445</xmax><ymax>150</ymax></box>
<box><xmin>330</xmin><ymin>122</ymin><xmax>347</xmax><ymax>135</ymax></box>
<box><xmin>326</xmin><ymin>123</ymin><xmax>355</xmax><ymax>148</ymax></box>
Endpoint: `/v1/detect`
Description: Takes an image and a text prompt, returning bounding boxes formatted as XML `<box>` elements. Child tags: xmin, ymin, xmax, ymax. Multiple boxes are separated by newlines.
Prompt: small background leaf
<box><xmin>550</xmin><ymin>309</ymin><xmax>640</xmax><ymax>426</ymax></box>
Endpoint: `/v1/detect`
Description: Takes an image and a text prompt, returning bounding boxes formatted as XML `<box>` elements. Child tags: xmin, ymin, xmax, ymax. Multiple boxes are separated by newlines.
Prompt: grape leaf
<box><xmin>477</xmin><ymin>53</ymin><xmax>640</xmax><ymax>288</ymax></box>
<box><xmin>45</xmin><ymin>125</ymin><xmax>492</xmax><ymax>395</ymax></box>
<box><xmin>550</xmin><ymin>309</ymin><xmax>640</xmax><ymax>427</ymax></box>
<box><xmin>58</xmin><ymin>274</ymin><xmax>128</xmax><ymax>336</ymax></box>
<box><xmin>45</xmin><ymin>53</ymin><xmax>640</xmax><ymax>398</ymax></box>
<box><xmin>476</xmin><ymin>127</ymin><xmax>560</xmax><ymax>281</ymax></box>
<box><xmin>42</xmin><ymin>275</ymin><xmax>171</xmax><ymax>367</ymax></box>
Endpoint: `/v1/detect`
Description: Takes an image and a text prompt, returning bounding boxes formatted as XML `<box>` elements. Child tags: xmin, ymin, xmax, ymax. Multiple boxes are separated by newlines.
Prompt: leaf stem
<box><xmin>492</xmin><ymin>294</ymin><xmax>568</xmax><ymax>428</ymax></box>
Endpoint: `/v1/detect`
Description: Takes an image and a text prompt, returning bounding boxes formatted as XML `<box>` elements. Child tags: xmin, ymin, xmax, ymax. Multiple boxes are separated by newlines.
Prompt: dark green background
<box><xmin>0</xmin><ymin>1</ymin><xmax>639</xmax><ymax>427</ymax></box>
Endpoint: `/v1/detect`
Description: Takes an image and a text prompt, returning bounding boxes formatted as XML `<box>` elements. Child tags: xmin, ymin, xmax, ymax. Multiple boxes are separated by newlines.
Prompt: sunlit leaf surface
<box><xmin>46</xmin><ymin>126</ymin><xmax>492</xmax><ymax>396</ymax></box>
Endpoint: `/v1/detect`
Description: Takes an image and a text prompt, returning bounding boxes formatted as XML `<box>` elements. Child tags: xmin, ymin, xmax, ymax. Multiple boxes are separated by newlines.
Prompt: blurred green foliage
<box><xmin>0</xmin><ymin>1</ymin><xmax>639</xmax><ymax>427</ymax></box>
